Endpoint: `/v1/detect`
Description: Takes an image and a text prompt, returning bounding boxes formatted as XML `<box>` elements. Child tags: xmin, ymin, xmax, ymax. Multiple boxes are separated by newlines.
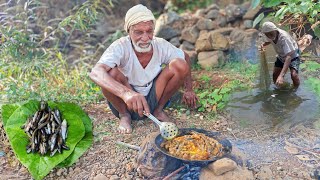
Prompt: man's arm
<box><xmin>182</xmin><ymin>52</ymin><xmax>198</xmax><ymax>108</ymax></box>
<box><xmin>275</xmin><ymin>50</ymin><xmax>295</xmax><ymax>86</ymax></box>
<box><xmin>89</xmin><ymin>63</ymin><xmax>149</xmax><ymax>115</ymax></box>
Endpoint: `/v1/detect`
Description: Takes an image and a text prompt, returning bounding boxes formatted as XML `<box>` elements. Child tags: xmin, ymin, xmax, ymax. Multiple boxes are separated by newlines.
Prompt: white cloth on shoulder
<box><xmin>124</xmin><ymin>4</ymin><xmax>155</xmax><ymax>33</ymax></box>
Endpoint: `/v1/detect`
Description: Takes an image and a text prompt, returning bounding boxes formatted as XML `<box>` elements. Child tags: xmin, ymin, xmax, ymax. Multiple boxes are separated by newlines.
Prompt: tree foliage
<box><xmin>0</xmin><ymin>0</ymin><xmax>114</xmax><ymax>104</ymax></box>
<box><xmin>252</xmin><ymin>0</ymin><xmax>320</xmax><ymax>38</ymax></box>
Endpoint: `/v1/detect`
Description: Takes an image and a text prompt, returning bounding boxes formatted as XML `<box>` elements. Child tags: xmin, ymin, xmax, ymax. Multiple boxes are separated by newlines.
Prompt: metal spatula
<box><xmin>144</xmin><ymin>112</ymin><xmax>178</xmax><ymax>140</ymax></box>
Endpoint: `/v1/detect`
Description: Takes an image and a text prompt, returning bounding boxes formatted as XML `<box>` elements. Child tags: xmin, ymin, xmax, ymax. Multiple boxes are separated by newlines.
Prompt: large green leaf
<box><xmin>252</xmin><ymin>13</ymin><xmax>264</xmax><ymax>28</ymax></box>
<box><xmin>313</xmin><ymin>24</ymin><xmax>320</xmax><ymax>39</ymax></box>
<box><xmin>250</xmin><ymin>0</ymin><xmax>260</xmax><ymax>9</ymax></box>
<box><xmin>56</xmin><ymin>102</ymin><xmax>93</xmax><ymax>167</ymax></box>
<box><xmin>1</xmin><ymin>103</ymin><xmax>20</xmax><ymax>125</ymax></box>
<box><xmin>264</xmin><ymin>0</ymin><xmax>281</xmax><ymax>8</ymax></box>
<box><xmin>4</xmin><ymin>100</ymin><xmax>86</xmax><ymax>180</ymax></box>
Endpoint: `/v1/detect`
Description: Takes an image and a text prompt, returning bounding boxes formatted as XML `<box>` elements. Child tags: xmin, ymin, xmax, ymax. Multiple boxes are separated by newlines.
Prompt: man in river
<box><xmin>260</xmin><ymin>21</ymin><xmax>301</xmax><ymax>88</ymax></box>
<box><xmin>89</xmin><ymin>4</ymin><xmax>198</xmax><ymax>134</ymax></box>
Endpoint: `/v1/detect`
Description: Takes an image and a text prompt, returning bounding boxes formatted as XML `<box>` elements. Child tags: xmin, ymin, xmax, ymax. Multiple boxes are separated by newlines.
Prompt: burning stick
<box><xmin>163</xmin><ymin>165</ymin><xmax>186</xmax><ymax>180</ymax></box>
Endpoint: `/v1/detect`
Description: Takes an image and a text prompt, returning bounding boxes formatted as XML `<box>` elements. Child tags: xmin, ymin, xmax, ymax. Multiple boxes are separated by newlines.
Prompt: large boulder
<box><xmin>195</xmin><ymin>30</ymin><xmax>230</xmax><ymax>52</ymax></box>
<box><xmin>207</xmin><ymin>158</ymin><xmax>237</xmax><ymax>175</ymax></box>
<box><xmin>196</xmin><ymin>18</ymin><xmax>218</xmax><ymax>30</ymax></box>
<box><xmin>200</xmin><ymin>166</ymin><xmax>254</xmax><ymax>180</ymax></box>
<box><xmin>229</xmin><ymin>28</ymin><xmax>260</xmax><ymax>63</ymax></box>
<box><xmin>156</xmin><ymin>25</ymin><xmax>180</xmax><ymax>40</ymax></box>
<box><xmin>181</xmin><ymin>25</ymin><xmax>200</xmax><ymax>43</ymax></box>
<box><xmin>197</xmin><ymin>51</ymin><xmax>225</xmax><ymax>68</ymax></box>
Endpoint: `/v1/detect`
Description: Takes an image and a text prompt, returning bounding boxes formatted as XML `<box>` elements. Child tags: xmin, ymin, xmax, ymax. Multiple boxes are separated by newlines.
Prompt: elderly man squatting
<box><xmin>260</xmin><ymin>21</ymin><xmax>301</xmax><ymax>88</ymax></box>
<box><xmin>89</xmin><ymin>4</ymin><xmax>198</xmax><ymax>134</ymax></box>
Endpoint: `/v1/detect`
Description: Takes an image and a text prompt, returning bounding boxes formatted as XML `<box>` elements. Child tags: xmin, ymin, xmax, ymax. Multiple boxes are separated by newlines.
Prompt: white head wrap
<box><xmin>261</xmin><ymin>22</ymin><xmax>278</xmax><ymax>33</ymax></box>
<box><xmin>124</xmin><ymin>4</ymin><xmax>155</xmax><ymax>33</ymax></box>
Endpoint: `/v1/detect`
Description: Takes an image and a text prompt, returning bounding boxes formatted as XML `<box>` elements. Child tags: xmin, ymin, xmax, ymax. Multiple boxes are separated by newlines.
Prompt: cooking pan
<box><xmin>155</xmin><ymin>128</ymin><xmax>232</xmax><ymax>166</ymax></box>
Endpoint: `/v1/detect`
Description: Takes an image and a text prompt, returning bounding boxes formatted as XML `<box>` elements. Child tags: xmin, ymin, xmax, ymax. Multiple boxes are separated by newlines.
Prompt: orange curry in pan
<box><xmin>160</xmin><ymin>131</ymin><xmax>222</xmax><ymax>160</ymax></box>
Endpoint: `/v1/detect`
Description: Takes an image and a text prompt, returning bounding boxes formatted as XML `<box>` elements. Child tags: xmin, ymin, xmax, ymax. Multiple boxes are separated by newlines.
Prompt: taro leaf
<box><xmin>263</xmin><ymin>0</ymin><xmax>281</xmax><ymax>8</ymax></box>
<box><xmin>1</xmin><ymin>103</ymin><xmax>20</xmax><ymax>125</ymax></box>
<box><xmin>250</xmin><ymin>0</ymin><xmax>260</xmax><ymax>9</ymax></box>
<box><xmin>313</xmin><ymin>24</ymin><xmax>320</xmax><ymax>39</ymax></box>
<box><xmin>4</xmin><ymin>100</ymin><xmax>85</xmax><ymax>180</ymax></box>
<box><xmin>57</xmin><ymin>102</ymin><xmax>93</xmax><ymax>167</ymax></box>
<box><xmin>252</xmin><ymin>13</ymin><xmax>264</xmax><ymax>28</ymax></box>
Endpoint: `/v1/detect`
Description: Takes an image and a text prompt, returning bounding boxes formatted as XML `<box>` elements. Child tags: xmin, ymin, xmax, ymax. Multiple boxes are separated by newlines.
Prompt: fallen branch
<box><xmin>116</xmin><ymin>141</ymin><xmax>140</xmax><ymax>151</ymax></box>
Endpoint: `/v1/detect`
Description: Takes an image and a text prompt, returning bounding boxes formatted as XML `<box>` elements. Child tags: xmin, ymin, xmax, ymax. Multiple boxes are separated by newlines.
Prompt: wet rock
<box><xmin>94</xmin><ymin>173</ymin><xmax>108</xmax><ymax>180</ymax></box>
<box><xmin>207</xmin><ymin>158</ymin><xmax>237</xmax><ymax>175</ymax></box>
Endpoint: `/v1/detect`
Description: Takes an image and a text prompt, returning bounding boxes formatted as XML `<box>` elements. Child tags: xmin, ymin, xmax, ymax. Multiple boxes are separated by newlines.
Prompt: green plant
<box><xmin>195</xmin><ymin>61</ymin><xmax>258</xmax><ymax>113</ymax></box>
<box><xmin>251</xmin><ymin>0</ymin><xmax>320</xmax><ymax>38</ymax></box>
<box><xmin>168</xmin><ymin>0</ymin><xmax>214</xmax><ymax>13</ymax></box>
<box><xmin>0</xmin><ymin>0</ymin><xmax>112</xmax><ymax>105</ymax></box>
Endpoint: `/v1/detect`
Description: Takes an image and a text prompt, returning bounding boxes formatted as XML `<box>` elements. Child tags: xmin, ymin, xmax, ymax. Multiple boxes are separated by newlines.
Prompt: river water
<box><xmin>226</xmin><ymin>47</ymin><xmax>320</xmax><ymax>129</ymax></box>
<box><xmin>225</xmin><ymin>47</ymin><xmax>320</xmax><ymax>177</ymax></box>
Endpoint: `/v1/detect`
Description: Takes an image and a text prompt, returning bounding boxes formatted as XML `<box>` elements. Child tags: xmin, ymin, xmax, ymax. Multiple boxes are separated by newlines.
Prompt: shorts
<box><xmin>274</xmin><ymin>57</ymin><xmax>300</xmax><ymax>73</ymax></box>
<box><xmin>107</xmin><ymin>75</ymin><xmax>170</xmax><ymax>120</ymax></box>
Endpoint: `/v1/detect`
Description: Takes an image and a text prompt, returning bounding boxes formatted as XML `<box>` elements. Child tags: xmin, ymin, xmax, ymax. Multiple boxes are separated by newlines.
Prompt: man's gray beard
<box><xmin>132</xmin><ymin>41</ymin><xmax>152</xmax><ymax>53</ymax></box>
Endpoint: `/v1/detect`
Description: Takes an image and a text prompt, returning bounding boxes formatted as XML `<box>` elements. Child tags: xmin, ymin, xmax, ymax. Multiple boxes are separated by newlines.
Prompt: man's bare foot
<box><xmin>153</xmin><ymin>110</ymin><xmax>174</xmax><ymax>122</ymax></box>
<box><xmin>118</xmin><ymin>113</ymin><xmax>132</xmax><ymax>134</ymax></box>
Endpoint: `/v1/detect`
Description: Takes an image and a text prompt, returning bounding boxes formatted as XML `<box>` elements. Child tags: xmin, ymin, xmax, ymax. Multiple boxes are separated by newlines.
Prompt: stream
<box><xmin>225</xmin><ymin>47</ymin><xmax>320</xmax><ymax>178</ymax></box>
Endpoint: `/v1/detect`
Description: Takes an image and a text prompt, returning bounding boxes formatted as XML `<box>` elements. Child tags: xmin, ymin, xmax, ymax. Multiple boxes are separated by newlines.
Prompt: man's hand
<box><xmin>258</xmin><ymin>44</ymin><xmax>265</xmax><ymax>52</ymax></box>
<box><xmin>182</xmin><ymin>90</ymin><xmax>199</xmax><ymax>109</ymax></box>
<box><xmin>122</xmin><ymin>90</ymin><xmax>150</xmax><ymax>117</ymax></box>
<box><xmin>276</xmin><ymin>75</ymin><xmax>284</xmax><ymax>87</ymax></box>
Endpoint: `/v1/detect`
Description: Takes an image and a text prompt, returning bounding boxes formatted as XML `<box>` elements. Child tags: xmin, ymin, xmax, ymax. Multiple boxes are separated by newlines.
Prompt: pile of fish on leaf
<box><xmin>21</xmin><ymin>101</ymin><xmax>69</xmax><ymax>156</ymax></box>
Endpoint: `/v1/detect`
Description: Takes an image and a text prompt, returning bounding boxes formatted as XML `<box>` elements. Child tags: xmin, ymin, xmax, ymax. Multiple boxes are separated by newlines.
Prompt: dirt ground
<box><xmin>1</xmin><ymin>101</ymin><xmax>319</xmax><ymax>179</ymax></box>
<box><xmin>1</xmin><ymin>69</ymin><xmax>319</xmax><ymax>180</ymax></box>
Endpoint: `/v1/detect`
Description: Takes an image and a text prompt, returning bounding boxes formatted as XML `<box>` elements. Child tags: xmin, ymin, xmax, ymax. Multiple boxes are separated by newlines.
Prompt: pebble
<box><xmin>0</xmin><ymin>151</ymin><xmax>5</xmax><ymax>157</ymax></box>
<box><xmin>277</xmin><ymin>166</ymin><xmax>283</xmax><ymax>171</ymax></box>
<box><xmin>106</xmin><ymin>168</ymin><xmax>116</xmax><ymax>175</ymax></box>
<box><xmin>56</xmin><ymin>169</ymin><xmax>64</xmax><ymax>176</ymax></box>
<box><xmin>93</xmin><ymin>173</ymin><xmax>108</xmax><ymax>180</ymax></box>
<box><xmin>110</xmin><ymin>175</ymin><xmax>120</xmax><ymax>180</ymax></box>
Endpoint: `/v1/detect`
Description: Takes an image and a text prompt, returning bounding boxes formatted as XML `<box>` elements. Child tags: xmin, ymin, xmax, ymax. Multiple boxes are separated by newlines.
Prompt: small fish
<box><xmin>49</xmin><ymin>132</ymin><xmax>58</xmax><ymax>152</ymax></box>
<box><xmin>62</xmin><ymin>144</ymin><xmax>70</xmax><ymax>150</ymax></box>
<box><xmin>52</xmin><ymin>111</ymin><xmax>61</xmax><ymax>125</ymax></box>
<box><xmin>40</xmin><ymin>101</ymin><xmax>47</xmax><ymax>111</ymax></box>
<box><xmin>61</xmin><ymin>119</ymin><xmax>67</xmax><ymax>142</ymax></box>
<box><xmin>50</xmin><ymin>148</ymin><xmax>58</xmax><ymax>157</ymax></box>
